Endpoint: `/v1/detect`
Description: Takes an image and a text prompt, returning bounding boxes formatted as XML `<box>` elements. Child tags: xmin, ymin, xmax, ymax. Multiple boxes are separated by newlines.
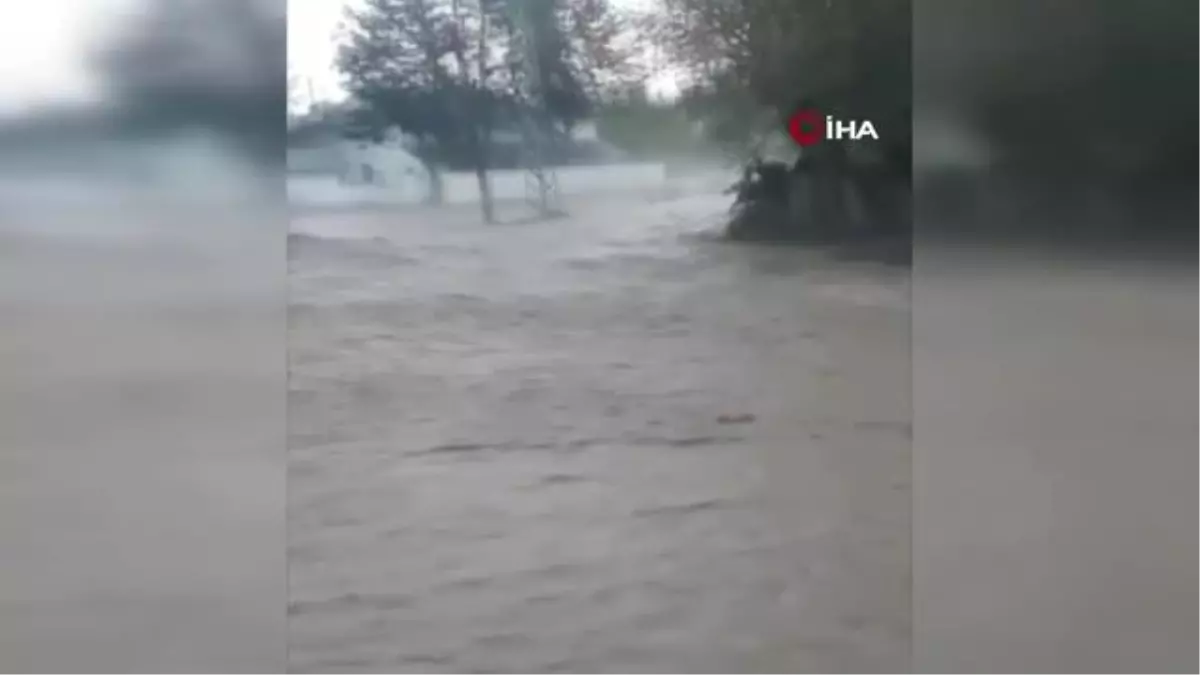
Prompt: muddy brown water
<box><xmin>286</xmin><ymin>193</ymin><xmax>911</xmax><ymax>673</ymax></box>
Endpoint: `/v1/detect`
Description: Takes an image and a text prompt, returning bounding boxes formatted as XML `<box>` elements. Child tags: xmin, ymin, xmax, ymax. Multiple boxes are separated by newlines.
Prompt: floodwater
<box><xmin>0</xmin><ymin>195</ymin><xmax>285</xmax><ymax>672</ymax></box>
<box><xmin>287</xmin><ymin>188</ymin><xmax>912</xmax><ymax>673</ymax></box>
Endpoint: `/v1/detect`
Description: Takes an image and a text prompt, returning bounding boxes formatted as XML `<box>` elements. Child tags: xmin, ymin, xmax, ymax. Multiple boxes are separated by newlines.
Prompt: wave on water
<box><xmin>812</xmin><ymin>281</ymin><xmax>910</xmax><ymax>309</ymax></box>
<box><xmin>288</xmin><ymin>233</ymin><xmax>417</xmax><ymax>265</ymax></box>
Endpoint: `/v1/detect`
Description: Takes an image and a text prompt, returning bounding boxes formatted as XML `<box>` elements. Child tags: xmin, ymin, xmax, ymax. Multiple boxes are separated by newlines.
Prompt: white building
<box><xmin>288</xmin><ymin>126</ymin><xmax>432</xmax><ymax>203</ymax></box>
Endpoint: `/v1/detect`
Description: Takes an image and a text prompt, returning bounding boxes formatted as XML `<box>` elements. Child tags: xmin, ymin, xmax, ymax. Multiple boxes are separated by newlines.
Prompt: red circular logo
<box><xmin>787</xmin><ymin>108</ymin><xmax>823</xmax><ymax>147</ymax></box>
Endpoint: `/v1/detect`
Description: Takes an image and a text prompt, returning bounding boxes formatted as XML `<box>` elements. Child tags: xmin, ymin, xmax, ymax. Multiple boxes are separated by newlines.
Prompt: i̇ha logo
<box><xmin>786</xmin><ymin>107</ymin><xmax>879</xmax><ymax>147</ymax></box>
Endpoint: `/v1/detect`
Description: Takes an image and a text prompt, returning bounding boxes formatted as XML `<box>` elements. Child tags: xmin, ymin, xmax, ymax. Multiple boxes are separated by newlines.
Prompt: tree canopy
<box><xmin>651</xmin><ymin>0</ymin><xmax>911</xmax><ymax>163</ymax></box>
<box><xmin>336</xmin><ymin>0</ymin><xmax>635</xmax><ymax>157</ymax></box>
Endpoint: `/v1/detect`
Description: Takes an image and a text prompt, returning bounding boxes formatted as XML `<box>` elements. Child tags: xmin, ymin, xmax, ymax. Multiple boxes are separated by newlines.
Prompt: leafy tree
<box><xmin>650</xmin><ymin>0</ymin><xmax>912</xmax><ymax>236</ymax></box>
<box><xmin>337</xmin><ymin>0</ymin><xmax>635</xmax><ymax>220</ymax></box>
<box><xmin>339</xmin><ymin>0</ymin><xmax>512</xmax><ymax>221</ymax></box>
<box><xmin>561</xmin><ymin>0</ymin><xmax>644</xmax><ymax>102</ymax></box>
<box><xmin>655</xmin><ymin>0</ymin><xmax>908</xmax><ymax>151</ymax></box>
<box><xmin>506</xmin><ymin>0</ymin><xmax>589</xmax><ymax>134</ymax></box>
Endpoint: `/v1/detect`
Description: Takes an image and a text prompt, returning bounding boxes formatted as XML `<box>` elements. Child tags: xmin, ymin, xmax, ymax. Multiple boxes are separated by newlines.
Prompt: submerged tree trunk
<box><xmin>472</xmin><ymin>128</ymin><xmax>495</xmax><ymax>224</ymax></box>
<box><xmin>850</xmin><ymin>162</ymin><xmax>912</xmax><ymax>236</ymax></box>
<box><xmin>425</xmin><ymin>162</ymin><xmax>444</xmax><ymax>205</ymax></box>
<box><xmin>415</xmin><ymin>136</ymin><xmax>444</xmax><ymax>205</ymax></box>
<box><xmin>475</xmin><ymin>164</ymin><xmax>495</xmax><ymax>223</ymax></box>
<box><xmin>821</xmin><ymin>141</ymin><xmax>853</xmax><ymax>236</ymax></box>
<box><xmin>849</xmin><ymin>141</ymin><xmax>912</xmax><ymax>236</ymax></box>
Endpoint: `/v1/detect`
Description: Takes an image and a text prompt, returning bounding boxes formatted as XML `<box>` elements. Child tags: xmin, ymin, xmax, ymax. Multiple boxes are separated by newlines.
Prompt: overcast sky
<box><xmin>0</xmin><ymin>0</ymin><xmax>137</xmax><ymax>116</ymax></box>
<box><xmin>287</xmin><ymin>0</ymin><xmax>357</xmax><ymax>106</ymax></box>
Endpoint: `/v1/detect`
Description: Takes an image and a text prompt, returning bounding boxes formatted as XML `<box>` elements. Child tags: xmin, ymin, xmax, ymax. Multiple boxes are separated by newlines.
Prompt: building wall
<box><xmin>288</xmin><ymin>139</ymin><xmax>432</xmax><ymax>204</ymax></box>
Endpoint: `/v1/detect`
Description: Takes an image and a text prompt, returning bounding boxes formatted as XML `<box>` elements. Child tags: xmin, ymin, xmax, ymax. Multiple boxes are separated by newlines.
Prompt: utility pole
<box><xmin>507</xmin><ymin>0</ymin><xmax>565</xmax><ymax>219</ymax></box>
